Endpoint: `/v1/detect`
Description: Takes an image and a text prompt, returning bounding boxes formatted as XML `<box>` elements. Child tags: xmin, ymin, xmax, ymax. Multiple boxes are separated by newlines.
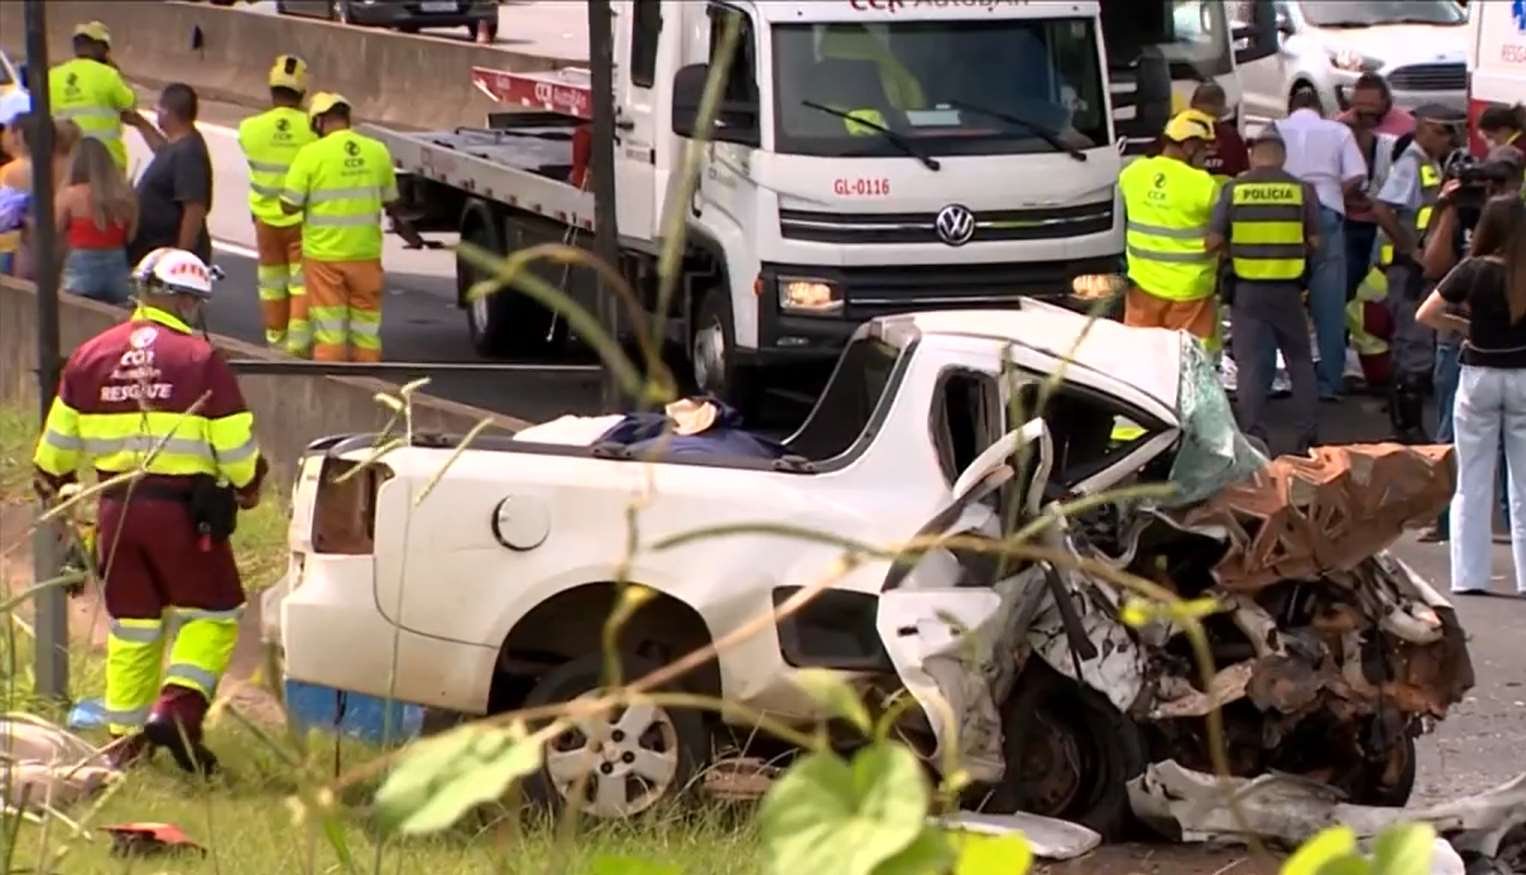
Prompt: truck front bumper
<box><xmin>746</xmin><ymin>255</ymin><xmax>1125</xmax><ymax>365</ymax></box>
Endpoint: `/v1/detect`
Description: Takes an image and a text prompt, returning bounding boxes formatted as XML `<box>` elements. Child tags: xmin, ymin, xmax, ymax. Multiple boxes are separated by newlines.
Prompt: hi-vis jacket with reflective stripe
<box><xmin>1224</xmin><ymin>171</ymin><xmax>1311</xmax><ymax>282</ymax></box>
<box><xmin>33</xmin><ymin>307</ymin><xmax>263</xmax><ymax>489</ymax></box>
<box><xmin>1377</xmin><ymin>145</ymin><xmax>1442</xmax><ymax>267</ymax></box>
<box><xmin>1119</xmin><ymin>155</ymin><xmax>1222</xmax><ymax>301</ymax></box>
<box><xmin>238</xmin><ymin>107</ymin><xmax>317</xmax><ymax>228</ymax></box>
<box><xmin>48</xmin><ymin>58</ymin><xmax>136</xmax><ymax>170</ymax></box>
<box><xmin>280</xmin><ymin>129</ymin><xmax>398</xmax><ymax>262</ymax></box>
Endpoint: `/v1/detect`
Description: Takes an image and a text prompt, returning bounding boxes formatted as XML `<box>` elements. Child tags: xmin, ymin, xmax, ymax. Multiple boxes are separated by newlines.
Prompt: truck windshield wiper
<box><xmin>799</xmin><ymin>100</ymin><xmax>941</xmax><ymax>171</ymax></box>
<box><xmin>945</xmin><ymin>99</ymin><xmax>1088</xmax><ymax>162</ymax></box>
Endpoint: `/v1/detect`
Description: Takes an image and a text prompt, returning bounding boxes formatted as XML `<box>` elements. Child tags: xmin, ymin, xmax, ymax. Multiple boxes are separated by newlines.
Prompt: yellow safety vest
<box><xmin>280</xmin><ymin>129</ymin><xmax>398</xmax><ymax>262</ymax></box>
<box><xmin>1227</xmin><ymin>177</ymin><xmax>1307</xmax><ymax>282</ymax></box>
<box><xmin>237</xmin><ymin>106</ymin><xmax>317</xmax><ymax>228</ymax></box>
<box><xmin>1119</xmin><ymin>155</ymin><xmax>1220</xmax><ymax>300</ymax></box>
<box><xmin>1377</xmin><ymin>149</ymin><xmax>1441</xmax><ymax>266</ymax></box>
<box><xmin>48</xmin><ymin>58</ymin><xmax>135</xmax><ymax>170</ymax></box>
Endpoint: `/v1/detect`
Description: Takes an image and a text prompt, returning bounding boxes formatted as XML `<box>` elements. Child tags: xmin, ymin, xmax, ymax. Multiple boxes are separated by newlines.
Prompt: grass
<box><xmin>0</xmin><ymin>403</ymin><xmax>760</xmax><ymax>872</ymax></box>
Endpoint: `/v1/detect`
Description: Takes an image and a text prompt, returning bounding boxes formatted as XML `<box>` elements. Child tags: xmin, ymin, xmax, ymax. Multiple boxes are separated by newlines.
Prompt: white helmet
<box><xmin>132</xmin><ymin>247</ymin><xmax>223</xmax><ymax>300</ymax></box>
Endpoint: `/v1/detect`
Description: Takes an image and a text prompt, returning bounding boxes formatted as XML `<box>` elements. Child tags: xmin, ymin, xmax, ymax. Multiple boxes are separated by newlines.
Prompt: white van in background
<box><xmin>1464</xmin><ymin>0</ymin><xmax>1526</xmax><ymax>155</ymax></box>
<box><xmin>1233</xmin><ymin>0</ymin><xmax>1468</xmax><ymax>126</ymax></box>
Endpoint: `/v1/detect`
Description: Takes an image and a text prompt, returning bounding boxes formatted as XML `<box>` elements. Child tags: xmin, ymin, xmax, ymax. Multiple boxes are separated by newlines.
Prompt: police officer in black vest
<box><xmin>1208</xmin><ymin>129</ymin><xmax>1323</xmax><ymax>454</ymax></box>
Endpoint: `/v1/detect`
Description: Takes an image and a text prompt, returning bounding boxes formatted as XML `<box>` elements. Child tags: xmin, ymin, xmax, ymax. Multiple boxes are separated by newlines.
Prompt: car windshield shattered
<box><xmin>1162</xmin><ymin>337</ymin><xmax>1266</xmax><ymax>507</ymax></box>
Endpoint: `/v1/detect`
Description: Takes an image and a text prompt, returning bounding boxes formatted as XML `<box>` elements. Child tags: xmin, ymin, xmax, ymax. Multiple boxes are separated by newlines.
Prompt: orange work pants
<box><xmin>1124</xmin><ymin>285</ymin><xmax>1219</xmax><ymax>346</ymax></box>
<box><xmin>305</xmin><ymin>258</ymin><xmax>383</xmax><ymax>362</ymax></box>
<box><xmin>254</xmin><ymin>220</ymin><xmax>308</xmax><ymax>356</ymax></box>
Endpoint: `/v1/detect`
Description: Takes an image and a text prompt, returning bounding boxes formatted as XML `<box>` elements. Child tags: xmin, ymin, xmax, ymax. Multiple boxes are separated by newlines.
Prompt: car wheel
<box><xmin>986</xmin><ymin>659</ymin><xmax>1146</xmax><ymax>840</ymax></box>
<box><xmin>330</xmin><ymin>0</ymin><xmax>351</xmax><ymax>23</ymax></box>
<box><xmin>522</xmin><ymin>653</ymin><xmax>707</xmax><ymax>819</ymax></box>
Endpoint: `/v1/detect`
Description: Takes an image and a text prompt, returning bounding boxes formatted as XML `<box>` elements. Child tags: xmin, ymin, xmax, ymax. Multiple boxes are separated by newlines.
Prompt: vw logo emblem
<box><xmin>935</xmin><ymin>204</ymin><xmax>976</xmax><ymax>247</ymax></box>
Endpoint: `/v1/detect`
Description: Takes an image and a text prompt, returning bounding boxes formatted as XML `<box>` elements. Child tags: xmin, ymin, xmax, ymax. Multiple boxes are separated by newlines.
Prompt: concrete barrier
<box><xmin>0</xmin><ymin>275</ymin><xmax>527</xmax><ymax>491</ymax></box>
<box><xmin>0</xmin><ymin>1</ymin><xmax>571</xmax><ymax>131</ymax></box>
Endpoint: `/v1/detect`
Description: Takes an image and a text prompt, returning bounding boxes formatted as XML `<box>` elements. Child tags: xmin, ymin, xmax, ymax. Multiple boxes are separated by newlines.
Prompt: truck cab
<box><xmin>658</xmin><ymin>1</ymin><xmax>1128</xmax><ymax>399</ymax></box>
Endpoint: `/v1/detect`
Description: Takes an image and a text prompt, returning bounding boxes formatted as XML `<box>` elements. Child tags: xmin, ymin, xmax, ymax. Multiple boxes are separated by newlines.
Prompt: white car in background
<box><xmin>1235</xmin><ymin>0</ymin><xmax>1468</xmax><ymax>125</ymax></box>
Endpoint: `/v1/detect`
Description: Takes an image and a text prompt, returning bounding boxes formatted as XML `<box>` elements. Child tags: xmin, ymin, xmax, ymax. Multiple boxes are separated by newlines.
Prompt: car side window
<box><xmin>1013</xmin><ymin>381</ymin><xmax>1162</xmax><ymax>493</ymax></box>
<box><xmin>931</xmin><ymin>369</ymin><xmax>1002</xmax><ymax>489</ymax></box>
<box><xmin>631</xmin><ymin>0</ymin><xmax>661</xmax><ymax>89</ymax></box>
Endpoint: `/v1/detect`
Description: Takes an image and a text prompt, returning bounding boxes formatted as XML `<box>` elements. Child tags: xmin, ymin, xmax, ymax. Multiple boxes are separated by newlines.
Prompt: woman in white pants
<box><xmin>1417</xmin><ymin>196</ymin><xmax>1526</xmax><ymax>595</ymax></box>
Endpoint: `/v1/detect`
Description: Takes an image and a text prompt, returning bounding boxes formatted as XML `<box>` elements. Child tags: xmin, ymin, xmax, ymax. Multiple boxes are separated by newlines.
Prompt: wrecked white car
<box><xmin>268</xmin><ymin>300</ymin><xmax>1471</xmax><ymax>832</ymax></box>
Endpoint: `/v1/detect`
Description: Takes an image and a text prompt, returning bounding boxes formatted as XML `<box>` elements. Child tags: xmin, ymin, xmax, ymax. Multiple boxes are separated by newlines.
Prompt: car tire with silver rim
<box><xmin>523</xmin><ymin>653</ymin><xmax>706</xmax><ymax>819</ymax></box>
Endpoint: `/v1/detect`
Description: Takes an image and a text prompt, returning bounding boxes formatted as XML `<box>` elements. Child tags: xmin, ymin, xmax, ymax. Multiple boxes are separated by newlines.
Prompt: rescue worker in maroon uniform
<box><xmin>32</xmin><ymin>247</ymin><xmax>267</xmax><ymax>774</ymax></box>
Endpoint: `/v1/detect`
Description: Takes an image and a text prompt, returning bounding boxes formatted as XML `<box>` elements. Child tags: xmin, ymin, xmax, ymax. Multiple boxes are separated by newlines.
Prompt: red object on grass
<box><xmin>102</xmin><ymin>822</ymin><xmax>206</xmax><ymax>857</ymax></box>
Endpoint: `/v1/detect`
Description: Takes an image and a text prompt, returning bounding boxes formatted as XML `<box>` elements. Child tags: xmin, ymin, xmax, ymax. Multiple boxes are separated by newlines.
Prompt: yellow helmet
<box><xmin>73</xmin><ymin>21</ymin><xmax>111</xmax><ymax>46</ymax></box>
<box><xmin>269</xmin><ymin>55</ymin><xmax>309</xmax><ymax>93</ymax></box>
<box><xmin>1164</xmin><ymin>109</ymin><xmax>1217</xmax><ymax>143</ymax></box>
<box><xmin>307</xmin><ymin>91</ymin><xmax>351</xmax><ymax>121</ymax></box>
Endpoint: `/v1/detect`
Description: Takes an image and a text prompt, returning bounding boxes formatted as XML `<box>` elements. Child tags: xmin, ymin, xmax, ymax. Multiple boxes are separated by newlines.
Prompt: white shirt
<box><xmin>1273</xmin><ymin>109</ymin><xmax>1367</xmax><ymax>215</ymax></box>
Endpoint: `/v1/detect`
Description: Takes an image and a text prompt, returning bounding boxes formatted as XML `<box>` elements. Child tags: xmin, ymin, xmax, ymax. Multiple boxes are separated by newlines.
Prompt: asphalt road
<box><xmin>121</xmin><ymin>87</ymin><xmax>607</xmax><ymax>421</ymax></box>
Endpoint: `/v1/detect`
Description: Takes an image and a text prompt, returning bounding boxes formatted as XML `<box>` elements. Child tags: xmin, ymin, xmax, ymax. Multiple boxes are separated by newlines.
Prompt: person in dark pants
<box><xmin>1207</xmin><ymin>131</ymin><xmax>1322</xmax><ymax>453</ymax></box>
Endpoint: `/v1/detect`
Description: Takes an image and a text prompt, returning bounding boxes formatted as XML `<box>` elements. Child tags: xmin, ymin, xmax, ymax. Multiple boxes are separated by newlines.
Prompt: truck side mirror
<box><xmin>671</xmin><ymin>62</ymin><xmax>761</xmax><ymax>147</ymax></box>
<box><xmin>1233</xmin><ymin>0</ymin><xmax>1282</xmax><ymax>64</ymax></box>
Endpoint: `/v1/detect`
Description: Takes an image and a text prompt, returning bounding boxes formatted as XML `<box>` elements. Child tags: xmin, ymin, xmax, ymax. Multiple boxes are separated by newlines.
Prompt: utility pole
<box><xmin>587</xmin><ymin>0</ymin><xmax>622</xmax><ymax>413</ymax></box>
<box><xmin>25</xmin><ymin>0</ymin><xmax>68</xmax><ymax>699</ymax></box>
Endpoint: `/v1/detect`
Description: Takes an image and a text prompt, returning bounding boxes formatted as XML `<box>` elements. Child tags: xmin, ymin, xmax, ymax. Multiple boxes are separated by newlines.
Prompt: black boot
<box><xmin>144</xmin><ymin>687</ymin><xmax>218</xmax><ymax>777</ymax></box>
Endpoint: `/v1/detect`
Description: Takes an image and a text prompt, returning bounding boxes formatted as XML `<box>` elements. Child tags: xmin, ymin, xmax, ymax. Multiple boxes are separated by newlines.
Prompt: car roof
<box><xmin>877</xmin><ymin>300</ymin><xmax>1185</xmax><ymax>413</ymax></box>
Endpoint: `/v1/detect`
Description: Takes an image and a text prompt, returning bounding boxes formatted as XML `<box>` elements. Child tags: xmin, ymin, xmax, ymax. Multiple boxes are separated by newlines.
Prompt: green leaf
<box><xmin>1371</xmin><ymin>823</ymin><xmax>1437</xmax><ymax>875</ymax></box>
<box><xmin>590</xmin><ymin>855</ymin><xmax>683</xmax><ymax>875</ymax></box>
<box><xmin>1316</xmin><ymin>858</ymin><xmax>1373</xmax><ymax>875</ymax></box>
<box><xmin>1282</xmin><ymin>827</ymin><xmax>1359</xmax><ymax>875</ymax></box>
<box><xmin>374</xmin><ymin>722</ymin><xmax>543</xmax><ymax>835</ymax></box>
<box><xmin>872</xmin><ymin>827</ymin><xmax>956</xmax><ymax>875</ymax></box>
<box><xmin>760</xmin><ymin>743</ymin><xmax>930</xmax><ymax>875</ymax></box>
<box><xmin>952</xmin><ymin>833</ymin><xmax>1033</xmax><ymax>875</ymax></box>
<box><xmin>793</xmin><ymin>669</ymin><xmax>874</xmax><ymax>736</ymax></box>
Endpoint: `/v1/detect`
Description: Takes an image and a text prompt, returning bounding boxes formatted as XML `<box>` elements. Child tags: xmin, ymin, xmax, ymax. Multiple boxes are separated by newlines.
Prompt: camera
<box><xmin>1443</xmin><ymin>152</ymin><xmax>1511</xmax><ymax>210</ymax></box>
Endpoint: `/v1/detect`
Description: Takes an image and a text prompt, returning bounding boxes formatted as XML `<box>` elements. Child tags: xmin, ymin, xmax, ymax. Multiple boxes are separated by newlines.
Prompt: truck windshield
<box><xmin>772</xmin><ymin>18</ymin><xmax>1108</xmax><ymax>158</ymax></box>
<box><xmin>1299</xmin><ymin>1</ymin><xmax>1465</xmax><ymax>27</ymax></box>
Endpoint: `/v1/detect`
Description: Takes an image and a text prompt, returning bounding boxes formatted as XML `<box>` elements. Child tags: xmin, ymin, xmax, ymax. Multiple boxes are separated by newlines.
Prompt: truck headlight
<box><xmin>1070</xmin><ymin>273</ymin><xmax>1127</xmax><ymax>301</ymax></box>
<box><xmin>778</xmin><ymin>277</ymin><xmax>843</xmax><ymax>315</ymax></box>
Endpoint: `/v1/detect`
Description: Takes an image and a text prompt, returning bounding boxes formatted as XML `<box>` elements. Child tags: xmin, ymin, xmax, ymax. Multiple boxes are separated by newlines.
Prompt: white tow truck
<box><xmin>269</xmin><ymin>300</ymin><xmax>1468</xmax><ymax>832</ymax></box>
<box><xmin>368</xmin><ymin>1</ymin><xmax>1273</xmax><ymax>403</ymax></box>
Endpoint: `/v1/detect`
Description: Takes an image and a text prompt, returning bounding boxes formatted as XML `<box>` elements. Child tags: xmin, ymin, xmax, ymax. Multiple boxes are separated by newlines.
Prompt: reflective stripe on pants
<box><xmin>305</xmin><ymin>257</ymin><xmax>384</xmax><ymax>362</ymax></box>
<box><xmin>255</xmin><ymin>220</ymin><xmax>310</xmax><ymax>357</ymax></box>
<box><xmin>105</xmin><ymin>617</ymin><xmax>166</xmax><ymax>735</ymax></box>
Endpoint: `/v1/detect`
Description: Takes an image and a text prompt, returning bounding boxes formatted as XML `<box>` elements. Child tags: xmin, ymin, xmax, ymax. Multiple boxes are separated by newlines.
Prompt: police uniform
<box><xmin>1119</xmin><ymin>111</ymin><xmax>1223</xmax><ymax>340</ymax></box>
<box><xmin>48</xmin><ymin>22</ymin><xmax>135</xmax><ymax>171</ymax></box>
<box><xmin>1210</xmin><ymin>159</ymin><xmax>1321</xmax><ymax>449</ymax></box>
<box><xmin>280</xmin><ymin>92</ymin><xmax>398</xmax><ymax>362</ymax></box>
<box><xmin>1376</xmin><ymin>106</ymin><xmax>1456</xmax><ymax>441</ymax></box>
<box><xmin>32</xmin><ymin>250</ymin><xmax>266</xmax><ymax>769</ymax></box>
<box><xmin>237</xmin><ymin>56</ymin><xmax>318</xmax><ymax>356</ymax></box>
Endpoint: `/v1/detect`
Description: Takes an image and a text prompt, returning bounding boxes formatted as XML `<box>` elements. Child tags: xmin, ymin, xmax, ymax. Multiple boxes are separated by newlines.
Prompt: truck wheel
<box><xmin>986</xmin><ymin>660</ymin><xmax>1145</xmax><ymax>840</ymax></box>
<box><xmin>691</xmin><ymin>290</ymin><xmax>757</xmax><ymax>411</ymax></box>
<box><xmin>522</xmin><ymin>653</ymin><xmax>707</xmax><ymax>819</ymax></box>
<box><xmin>460</xmin><ymin>206</ymin><xmax>562</xmax><ymax>358</ymax></box>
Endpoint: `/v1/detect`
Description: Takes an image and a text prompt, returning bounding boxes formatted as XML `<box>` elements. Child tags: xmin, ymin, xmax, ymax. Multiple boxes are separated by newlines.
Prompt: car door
<box><xmin>613</xmin><ymin>0</ymin><xmax>662</xmax><ymax>242</ymax></box>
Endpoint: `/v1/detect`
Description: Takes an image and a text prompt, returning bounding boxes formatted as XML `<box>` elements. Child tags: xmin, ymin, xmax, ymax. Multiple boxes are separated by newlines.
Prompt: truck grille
<box><xmin>831</xmin><ymin>260</ymin><xmax>1105</xmax><ymax>318</ymax></box>
<box><xmin>779</xmin><ymin>202</ymin><xmax>1115</xmax><ymax>245</ymax></box>
<box><xmin>1388</xmin><ymin>63</ymin><xmax>1465</xmax><ymax>92</ymax></box>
